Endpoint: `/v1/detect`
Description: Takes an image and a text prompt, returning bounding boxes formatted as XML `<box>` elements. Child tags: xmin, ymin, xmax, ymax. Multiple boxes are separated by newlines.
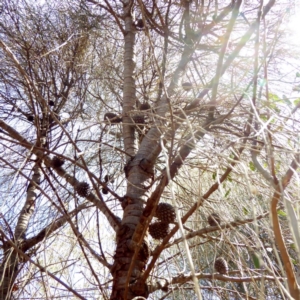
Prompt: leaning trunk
<box><xmin>0</xmin><ymin>163</ymin><xmax>42</xmax><ymax>299</ymax></box>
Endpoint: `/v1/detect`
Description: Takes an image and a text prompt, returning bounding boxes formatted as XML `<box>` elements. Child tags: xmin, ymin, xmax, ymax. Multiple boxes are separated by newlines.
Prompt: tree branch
<box><xmin>0</xmin><ymin>229</ymin><xmax>86</xmax><ymax>300</ymax></box>
<box><xmin>148</xmin><ymin>272</ymin><xmax>284</xmax><ymax>294</ymax></box>
<box><xmin>0</xmin><ymin>119</ymin><xmax>120</xmax><ymax>231</ymax></box>
<box><xmin>271</xmin><ymin>154</ymin><xmax>300</xmax><ymax>299</ymax></box>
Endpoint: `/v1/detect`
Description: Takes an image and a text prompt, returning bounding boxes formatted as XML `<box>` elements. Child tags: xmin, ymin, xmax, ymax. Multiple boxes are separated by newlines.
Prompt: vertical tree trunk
<box><xmin>110</xmin><ymin>1</ymin><xmax>151</xmax><ymax>298</ymax></box>
<box><xmin>0</xmin><ymin>164</ymin><xmax>42</xmax><ymax>300</ymax></box>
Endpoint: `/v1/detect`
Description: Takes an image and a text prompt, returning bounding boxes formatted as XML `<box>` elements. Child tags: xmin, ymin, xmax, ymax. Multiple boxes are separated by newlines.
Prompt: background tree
<box><xmin>1</xmin><ymin>0</ymin><xmax>300</xmax><ymax>299</ymax></box>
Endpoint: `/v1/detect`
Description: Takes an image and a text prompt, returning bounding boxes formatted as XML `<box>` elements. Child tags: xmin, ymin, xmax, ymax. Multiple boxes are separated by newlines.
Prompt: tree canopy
<box><xmin>1</xmin><ymin>0</ymin><xmax>300</xmax><ymax>299</ymax></box>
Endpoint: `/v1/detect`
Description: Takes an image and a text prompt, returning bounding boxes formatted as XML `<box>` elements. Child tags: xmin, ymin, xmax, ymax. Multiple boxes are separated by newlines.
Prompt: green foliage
<box><xmin>249</xmin><ymin>161</ymin><xmax>256</xmax><ymax>171</ymax></box>
<box><xmin>277</xmin><ymin>210</ymin><xmax>287</xmax><ymax>218</ymax></box>
<box><xmin>243</xmin><ymin>206</ymin><xmax>249</xmax><ymax>215</ymax></box>
<box><xmin>224</xmin><ymin>189</ymin><xmax>231</xmax><ymax>198</ymax></box>
<box><xmin>252</xmin><ymin>254</ymin><xmax>260</xmax><ymax>269</ymax></box>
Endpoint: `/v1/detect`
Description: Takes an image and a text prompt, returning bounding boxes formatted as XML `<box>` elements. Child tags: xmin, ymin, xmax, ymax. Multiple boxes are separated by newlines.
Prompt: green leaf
<box><xmin>294</xmin><ymin>98</ymin><xmax>300</xmax><ymax>106</ymax></box>
<box><xmin>224</xmin><ymin>189</ymin><xmax>231</xmax><ymax>198</ymax></box>
<box><xmin>277</xmin><ymin>210</ymin><xmax>287</xmax><ymax>217</ymax></box>
<box><xmin>291</xmin><ymin>258</ymin><xmax>298</xmax><ymax>265</ymax></box>
<box><xmin>260</xmin><ymin>114</ymin><xmax>268</xmax><ymax>121</ymax></box>
<box><xmin>243</xmin><ymin>206</ymin><xmax>249</xmax><ymax>215</ymax></box>
<box><xmin>268</xmin><ymin>102</ymin><xmax>281</xmax><ymax>113</ymax></box>
<box><xmin>296</xmin><ymin>72</ymin><xmax>300</xmax><ymax>77</ymax></box>
<box><xmin>252</xmin><ymin>254</ymin><xmax>260</xmax><ymax>268</ymax></box>
<box><xmin>269</xmin><ymin>92</ymin><xmax>280</xmax><ymax>102</ymax></box>
<box><xmin>212</xmin><ymin>173</ymin><xmax>216</xmax><ymax>180</ymax></box>
<box><xmin>229</xmin><ymin>153</ymin><xmax>235</xmax><ymax>160</ymax></box>
<box><xmin>249</xmin><ymin>161</ymin><xmax>256</xmax><ymax>171</ymax></box>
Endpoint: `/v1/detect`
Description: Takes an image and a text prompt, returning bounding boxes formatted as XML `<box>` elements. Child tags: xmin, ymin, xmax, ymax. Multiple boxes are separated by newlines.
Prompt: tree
<box><xmin>0</xmin><ymin>0</ymin><xmax>300</xmax><ymax>299</ymax></box>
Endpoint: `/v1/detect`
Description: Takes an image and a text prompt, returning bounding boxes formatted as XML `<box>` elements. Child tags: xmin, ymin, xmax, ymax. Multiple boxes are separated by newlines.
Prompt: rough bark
<box><xmin>110</xmin><ymin>1</ymin><xmax>151</xmax><ymax>298</ymax></box>
<box><xmin>109</xmin><ymin>1</ymin><xmax>280</xmax><ymax>298</ymax></box>
<box><xmin>110</xmin><ymin>0</ymin><xmax>201</xmax><ymax>297</ymax></box>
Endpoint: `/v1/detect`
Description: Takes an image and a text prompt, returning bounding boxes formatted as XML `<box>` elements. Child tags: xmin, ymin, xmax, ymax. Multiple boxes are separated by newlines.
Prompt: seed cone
<box><xmin>149</xmin><ymin>222</ymin><xmax>169</xmax><ymax>240</ymax></box>
<box><xmin>208</xmin><ymin>213</ymin><xmax>221</xmax><ymax>226</ymax></box>
<box><xmin>140</xmin><ymin>103</ymin><xmax>151</xmax><ymax>111</ymax></box>
<box><xmin>155</xmin><ymin>203</ymin><xmax>176</xmax><ymax>223</ymax></box>
<box><xmin>27</xmin><ymin>115</ymin><xmax>34</xmax><ymax>122</ymax></box>
<box><xmin>76</xmin><ymin>182</ymin><xmax>90</xmax><ymax>197</ymax></box>
<box><xmin>182</xmin><ymin>82</ymin><xmax>193</xmax><ymax>91</ymax></box>
<box><xmin>52</xmin><ymin>156</ymin><xmax>65</xmax><ymax>168</ymax></box>
<box><xmin>135</xmin><ymin>19</ymin><xmax>144</xmax><ymax>29</ymax></box>
<box><xmin>102</xmin><ymin>188</ymin><xmax>108</xmax><ymax>194</ymax></box>
<box><xmin>104</xmin><ymin>112</ymin><xmax>122</xmax><ymax>124</ymax></box>
<box><xmin>132</xmin><ymin>115</ymin><xmax>145</xmax><ymax>124</ymax></box>
<box><xmin>214</xmin><ymin>257</ymin><xmax>228</xmax><ymax>275</ymax></box>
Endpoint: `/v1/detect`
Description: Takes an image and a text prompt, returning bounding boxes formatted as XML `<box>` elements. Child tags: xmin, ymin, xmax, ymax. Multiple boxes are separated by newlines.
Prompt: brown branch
<box><xmin>0</xmin><ymin>155</ymin><xmax>112</xmax><ymax>270</ymax></box>
<box><xmin>0</xmin><ymin>119</ymin><xmax>120</xmax><ymax>231</ymax></box>
<box><xmin>85</xmin><ymin>0</ymin><xmax>125</xmax><ymax>34</ymax></box>
<box><xmin>271</xmin><ymin>154</ymin><xmax>300</xmax><ymax>299</ymax></box>
<box><xmin>148</xmin><ymin>272</ymin><xmax>284</xmax><ymax>293</ymax></box>
<box><xmin>0</xmin><ymin>161</ymin><xmax>42</xmax><ymax>297</ymax></box>
<box><xmin>202</xmin><ymin>3</ymin><xmax>234</xmax><ymax>35</ymax></box>
<box><xmin>121</xmin><ymin>1</ymin><xmax>277</xmax><ymax>296</ymax></box>
<box><xmin>185</xmin><ymin>20</ymin><xmax>260</xmax><ymax>112</ymax></box>
<box><xmin>131</xmin><ymin>73</ymin><xmax>253</xmax><ymax>282</ymax></box>
<box><xmin>142</xmin><ymin>142</ymin><xmax>247</xmax><ymax>282</ymax></box>
<box><xmin>0</xmin><ymin>229</ymin><xmax>86</xmax><ymax>300</ymax></box>
<box><xmin>251</xmin><ymin>150</ymin><xmax>274</xmax><ymax>184</ymax></box>
<box><xmin>166</xmin><ymin>211</ymin><xmax>269</xmax><ymax>248</ymax></box>
<box><xmin>209</xmin><ymin>0</ymin><xmax>242</xmax><ymax>117</ymax></box>
<box><xmin>173</xmin><ymin>272</ymin><xmax>283</xmax><ymax>284</ymax></box>
<box><xmin>123</xmin><ymin>3</ymin><xmax>210</xmax><ymax>292</ymax></box>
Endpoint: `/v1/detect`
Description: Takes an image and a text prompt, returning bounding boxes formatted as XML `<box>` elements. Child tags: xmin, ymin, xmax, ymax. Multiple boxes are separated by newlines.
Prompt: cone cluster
<box><xmin>149</xmin><ymin>202</ymin><xmax>176</xmax><ymax>240</ymax></box>
<box><xmin>76</xmin><ymin>182</ymin><xmax>90</xmax><ymax>197</ymax></box>
<box><xmin>214</xmin><ymin>257</ymin><xmax>228</xmax><ymax>275</ymax></box>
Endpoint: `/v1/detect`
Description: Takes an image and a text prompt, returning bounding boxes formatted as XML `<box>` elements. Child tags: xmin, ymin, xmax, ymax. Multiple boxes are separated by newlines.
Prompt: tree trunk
<box><xmin>0</xmin><ymin>164</ymin><xmax>42</xmax><ymax>300</ymax></box>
